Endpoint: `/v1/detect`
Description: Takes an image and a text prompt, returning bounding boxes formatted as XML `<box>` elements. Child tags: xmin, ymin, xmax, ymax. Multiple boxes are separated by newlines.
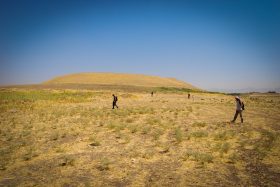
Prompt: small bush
<box><xmin>192</xmin><ymin>122</ymin><xmax>207</xmax><ymax>128</ymax></box>
<box><xmin>214</xmin><ymin>130</ymin><xmax>236</xmax><ymax>141</ymax></box>
<box><xmin>141</xmin><ymin>126</ymin><xmax>151</xmax><ymax>135</ymax></box>
<box><xmin>213</xmin><ymin>142</ymin><xmax>231</xmax><ymax>155</ymax></box>
<box><xmin>89</xmin><ymin>135</ymin><xmax>101</xmax><ymax>146</ymax></box>
<box><xmin>228</xmin><ymin>152</ymin><xmax>239</xmax><ymax>163</ymax></box>
<box><xmin>190</xmin><ymin>131</ymin><xmax>208</xmax><ymax>138</ymax></box>
<box><xmin>59</xmin><ymin>155</ymin><xmax>75</xmax><ymax>166</ymax></box>
<box><xmin>128</xmin><ymin>124</ymin><xmax>138</xmax><ymax>133</ymax></box>
<box><xmin>152</xmin><ymin>128</ymin><xmax>163</xmax><ymax>141</ymax></box>
<box><xmin>175</xmin><ymin>127</ymin><xmax>183</xmax><ymax>143</ymax></box>
<box><xmin>253</xmin><ymin>130</ymin><xmax>279</xmax><ymax>158</ymax></box>
<box><xmin>96</xmin><ymin>158</ymin><xmax>110</xmax><ymax>171</ymax></box>
<box><xmin>50</xmin><ymin>131</ymin><xmax>59</xmax><ymax>141</ymax></box>
<box><xmin>22</xmin><ymin>148</ymin><xmax>39</xmax><ymax>161</ymax></box>
<box><xmin>126</xmin><ymin>118</ymin><xmax>134</xmax><ymax>123</ymax></box>
<box><xmin>214</xmin><ymin>131</ymin><xmax>227</xmax><ymax>141</ymax></box>
<box><xmin>220</xmin><ymin>142</ymin><xmax>230</xmax><ymax>153</ymax></box>
<box><xmin>184</xmin><ymin>150</ymin><xmax>213</xmax><ymax>164</ymax></box>
<box><xmin>146</xmin><ymin>117</ymin><xmax>161</xmax><ymax>126</ymax></box>
<box><xmin>107</xmin><ymin>122</ymin><xmax>116</xmax><ymax>130</ymax></box>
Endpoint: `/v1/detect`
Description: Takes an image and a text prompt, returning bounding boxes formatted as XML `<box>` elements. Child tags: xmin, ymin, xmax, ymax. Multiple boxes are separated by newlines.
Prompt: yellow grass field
<box><xmin>43</xmin><ymin>73</ymin><xmax>198</xmax><ymax>89</ymax></box>
<box><xmin>0</xmin><ymin>88</ymin><xmax>279</xmax><ymax>186</ymax></box>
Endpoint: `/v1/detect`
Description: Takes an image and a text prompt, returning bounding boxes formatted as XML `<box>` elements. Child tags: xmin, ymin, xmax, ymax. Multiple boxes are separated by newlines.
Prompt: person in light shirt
<box><xmin>231</xmin><ymin>96</ymin><xmax>244</xmax><ymax>123</ymax></box>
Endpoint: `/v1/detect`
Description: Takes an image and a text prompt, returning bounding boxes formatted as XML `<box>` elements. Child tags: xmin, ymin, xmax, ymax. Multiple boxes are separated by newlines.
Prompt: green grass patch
<box><xmin>190</xmin><ymin>130</ymin><xmax>208</xmax><ymax>138</ymax></box>
<box><xmin>175</xmin><ymin>127</ymin><xmax>183</xmax><ymax>143</ymax></box>
<box><xmin>0</xmin><ymin>90</ymin><xmax>93</xmax><ymax>103</ymax></box>
<box><xmin>183</xmin><ymin>150</ymin><xmax>214</xmax><ymax>164</ymax></box>
<box><xmin>213</xmin><ymin>142</ymin><xmax>231</xmax><ymax>155</ymax></box>
<box><xmin>214</xmin><ymin>130</ymin><xmax>236</xmax><ymax>141</ymax></box>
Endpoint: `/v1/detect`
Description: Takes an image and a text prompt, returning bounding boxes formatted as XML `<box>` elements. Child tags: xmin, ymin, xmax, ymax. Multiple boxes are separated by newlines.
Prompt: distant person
<box><xmin>188</xmin><ymin>93</ymin><xmax>191</xmax><ymax>99</ymax></box>
<box><xmin>112</xmin><ymin>94</ymin><xmax>118</xmax><ymax>109</ymax></box>
<box><xmin>231</xmin><ymin>96</ymin><xmax>244</xmax><ymax>123</ymax></box>
<box><xmin>151</xmin><ymin>91</ymin><xmax>154</xmax><ymax>97</ymax></box>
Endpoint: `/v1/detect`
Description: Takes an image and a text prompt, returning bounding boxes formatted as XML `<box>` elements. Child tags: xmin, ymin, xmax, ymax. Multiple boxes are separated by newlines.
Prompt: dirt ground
<box><xmin>0</xmin><ymin>89</ymin><xmax>279</xmax><ymax>186</ymax></box>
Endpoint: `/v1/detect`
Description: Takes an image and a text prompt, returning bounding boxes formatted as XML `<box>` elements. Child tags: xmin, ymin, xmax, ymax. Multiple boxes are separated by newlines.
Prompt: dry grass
<box><xmin>0</xmin><ymin>88</ymin><xmax>279</xmax><ymax>186</ymax></box>
<box><xmin>43</xmin><ymin>72</ymin><xmax>198</xmax><ymax>89</ymax></box>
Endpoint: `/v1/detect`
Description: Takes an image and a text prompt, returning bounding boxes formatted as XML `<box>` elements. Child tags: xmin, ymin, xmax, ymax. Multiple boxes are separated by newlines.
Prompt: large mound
<box><xmin>43</xmin><ymin>72</ymin><xmax>198</xmax><ymax>89</ymax></box>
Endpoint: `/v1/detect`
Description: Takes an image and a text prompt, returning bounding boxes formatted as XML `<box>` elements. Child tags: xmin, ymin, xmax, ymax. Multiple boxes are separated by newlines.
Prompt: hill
<box><xmin>43</xmin><ymin>72</ymin><xmax>198</xmax><ymax>89</ymax></box>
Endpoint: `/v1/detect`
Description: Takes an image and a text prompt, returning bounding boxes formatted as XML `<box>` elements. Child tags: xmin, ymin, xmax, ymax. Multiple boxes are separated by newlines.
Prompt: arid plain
<box><xmin>0</xmin><ymin>86</ymin><xmax>279</xmax><ymax>186</ymax></box>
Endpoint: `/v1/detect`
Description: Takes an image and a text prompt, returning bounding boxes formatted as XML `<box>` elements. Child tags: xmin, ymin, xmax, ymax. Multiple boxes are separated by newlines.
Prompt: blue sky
<box><xmin>0</xmin><ymin>0</ymin><xmax>280</xmax><ymax>92</ymax></box>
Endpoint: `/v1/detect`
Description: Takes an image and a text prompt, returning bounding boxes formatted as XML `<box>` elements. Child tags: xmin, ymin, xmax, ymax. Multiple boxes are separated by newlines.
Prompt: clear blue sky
<box><xmin>1</xmin><ymin>0</ymin><xmax>280</xmax><ymax>92</ymax></box>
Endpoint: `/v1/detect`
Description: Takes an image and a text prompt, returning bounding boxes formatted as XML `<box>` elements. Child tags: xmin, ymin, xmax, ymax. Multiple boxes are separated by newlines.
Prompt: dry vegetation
<box><xmin>43</xmin><ymin>72</ymin><xmax>198</xmax><ymax>89</ymax></box>
<box><xmin>0</xmin><ymin>88</ymin><xmax>279</xmax><ymax>186</ymax></box>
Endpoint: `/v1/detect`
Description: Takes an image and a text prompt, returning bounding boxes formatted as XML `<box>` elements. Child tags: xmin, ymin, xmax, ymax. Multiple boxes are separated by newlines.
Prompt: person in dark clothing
<box><xmin>151</xmin><ymin>91</ymin><xmax>154</xmax><ymax>97</ymax></box>
<box><xmin>231</xmin><ymin>96</ymin><xmax>244</xmax><ymax>123</ymax></box>
<box><xmin>112</xmin><ymin>94</ymin><xmax>118</xmax><ymax>109</ymax></box>
<box><xmin>188</xmin><ymin>93</ymin><xmax>190</xmax><ymax>99</ymax></box>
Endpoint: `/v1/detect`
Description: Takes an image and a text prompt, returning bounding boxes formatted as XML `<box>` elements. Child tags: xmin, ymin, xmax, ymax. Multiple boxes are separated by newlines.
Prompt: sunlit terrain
<box><xmin>1</xmin><ymin>88</ymin><xmax>279</xmax><ymax>186</ymax></box>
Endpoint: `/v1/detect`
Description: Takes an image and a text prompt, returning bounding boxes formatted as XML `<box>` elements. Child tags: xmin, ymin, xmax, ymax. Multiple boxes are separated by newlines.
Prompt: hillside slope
<box><xmin>43</xmin><ymin>72</ymin><xmax>198</xmax><ymax>89</ymax></box>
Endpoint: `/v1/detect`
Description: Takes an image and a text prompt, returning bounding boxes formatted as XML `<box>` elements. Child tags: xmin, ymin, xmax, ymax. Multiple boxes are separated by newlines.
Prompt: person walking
<box><xmin>112</xmin><ymin>94</ymin><xmax>119</xmax><ymax>109</ymax></box>
<box><xmin>151</xmin><ymin>91</ymin><xmax>154</xmax><ymax>97</ymax></box>
<box><xmin>188</xmin><ymin>93</ymin><xmax>191</xmax><ymax>99</ymax></box>
<box><xmin>231</xmin><ymin>96</ymin><xmax>244</xmax><ymax>123</ymax></box>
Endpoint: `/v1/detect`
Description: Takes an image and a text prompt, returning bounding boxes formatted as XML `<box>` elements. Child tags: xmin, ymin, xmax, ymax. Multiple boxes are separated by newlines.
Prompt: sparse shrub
<box><xmin>61</xmin><ymin>133</ymin><xmax>66</xmax><ymax>138</ymax></box>
<box><xmin>120</xmin><ymin>93</ymin><xmax>135</xmax><ymax>98</ymax></box>
<box><xmin>114</xmin><ymin>123</ymin><xmax>126</xmax><ymax>133</ymax></box>
<box><xmin>152</xmin><ymin>128</ymin><xmax>163</xmax><ymax>141</ymax></box>
<box><xmin>214</xmin><ymin>131</ymin><xmax>227</xmax><ymax>141</ymax></box>
<box><xmin>22</xmin><ymin>148</ymin><xmax>38</xmax><ymax>161</ymax></box>
<box><xmin>107</xmin><ymin>121</ymin><xmax>126</xmax><ymax>132</ymax></box>
<box><xmin>214</xmin><ymin>130</ymin><xmax>235</xmax><ymax>141</ymax></box>
<box><xmin>213</xmin><ymin>142</ymin><xmax>231</xmax><ymax>155</ymax></box>
<box><xmin>107</xmin><ymin>122</ymin><xmax>117</xmax><ymax>129</ymax></box>
<box><xmin>184</xmin><ymin>150</ymin><xmax>213</xmax><ymax>164</ymax></box>
<box><xmin>98</xmin><ymin>121</ymin><xmax>104</xmax><ymax>127</ymax></box>
<box><xmin>22</xmin><ymin>153</ymin><xmax>32</xmax><ymax>161</ymax></box>
<box><xmin>96</xmin><ymin>158</ymin><xmax>110</xmax><ymax>171</ymax></box>
<box><xmin>0</xmin><ymin>163</ymin><xmax>7</xmax><ymax>171</ymax></box>
<box><xmin>228</xmin><ymin>152</ymin><xmax>239</xmax><ymax>163</ymax></box>
<box><xmin>196</xmin><ymin>153</ymin><xmax>213</xmax><ymax>164</ymax></box>
<box><xmin>55</xmin><ymin>146</ymin><xmax>66</xmax><ymax>153</ymax></box>
<box><xmin>21</xmin><ymin>130</ymin><xmax>31</xmax><ymax>137</ymax></box>
<box><xmin>175</xmin><ymin>127</ymin><xmax>183</xmax><ymax>143</ymax></box>
<box><xmin>5</xmin><ymin>134</ymin><xmax>13</xmax><ymax>141</ymax></box>
<box><xmin>117</xmin><ymin>123</ymin><xmax>126</xmax><ymax>131</ymax></box>
<box><xmin>126</xmin><ymin>118</ymin><xmax>134</xmax><ymax>123</ymax></box>
<box><xmin>59</xmin><ymin>155</ymin><xmax>75</xmax><ymax>166</ymax></box>
<box><xmin>253</xmin><ymin>130</ymin><xmax>278</xmax><ymax>158</ymax></box>
<box><xmin>123</xmin><ymin>135</ymin><xmax>131</xmax><ymax>144</ymax></box>
<box><xmin>128</xmin><ymin>125</ymin><xmax>138</xmax><ymax>133</ymax></box>
<box><xmin>182</xmin><ymin>111</ymin><xmax>190</xmax><ymax>117</ymax></box>
<box><xmin>192</xmin><ymin>122</ymin><xmax>207</xmax><ymax>128</ymax></box>
<box><xmin>190</xmin><ymin>131</ymin><xmax>208</xmax><ymax>138</ymax></box>
<box><xmin>220</xmin><ymin>142</ymin><xmax>230</xmax><ymax>153</ymax></box>
<box><xmin>146</xmin><ymin>117</ymin><xmax>161</xmax><ymax>126</ymax></box>
<box><xmin>50</xmin><ymin>131</ymin><xmax>59</xmax><ymax>141</ymax></box>
<box><xmin>89</xmin><ymin>135</ymin><xmax>101</xmax><ymax>146</ymax></box>
<box><xmin>141</xmin><ymin>125</ymin><xmax>151</xmax><ymax>135</ymax></box>
<box><xmin>142</xmin><ymin>149</ymin><xmax>154</xmax><ymax>159</ymax></box>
